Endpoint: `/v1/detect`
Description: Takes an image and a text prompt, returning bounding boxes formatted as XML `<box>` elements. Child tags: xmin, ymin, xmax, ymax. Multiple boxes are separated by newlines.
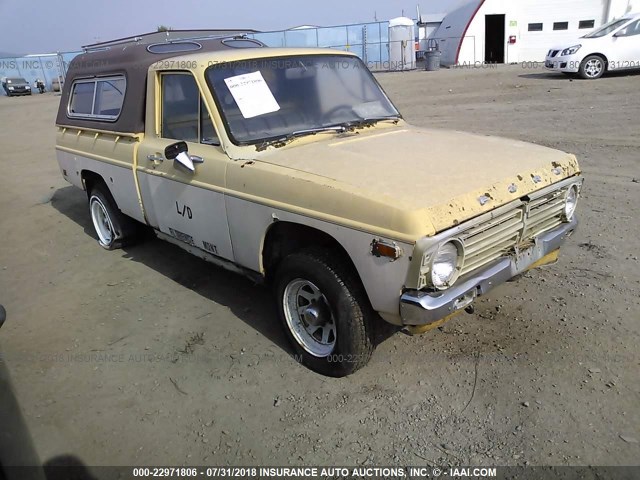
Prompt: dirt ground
<box><xmin>0</xmin><ymin>65</ymin><xmax>638</xmax><ymax>469</ymax></box>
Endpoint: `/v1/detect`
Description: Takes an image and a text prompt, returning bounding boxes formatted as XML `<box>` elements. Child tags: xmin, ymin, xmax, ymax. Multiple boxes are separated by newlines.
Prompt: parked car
<box><xmin>2</xmin><ymin>77</ymin><xmax>32</xmax><ymax>96</ymax></box>
<box><xmin>546</xmin><ymin>12</ymin><xmax>640</xmax><ymax>79</ymax></box>
<box><xmin>55</xmin><ymin>37</ymin><xmax>583</xmax><ymax>376</ymax></box>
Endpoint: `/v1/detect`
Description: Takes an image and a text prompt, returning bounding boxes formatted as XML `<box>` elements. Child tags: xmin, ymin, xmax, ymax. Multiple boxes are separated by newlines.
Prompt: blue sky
<box><xmin>0</xmin><ymin>0</ymin><xmax>459</xmax><ymax>54</ymax></box>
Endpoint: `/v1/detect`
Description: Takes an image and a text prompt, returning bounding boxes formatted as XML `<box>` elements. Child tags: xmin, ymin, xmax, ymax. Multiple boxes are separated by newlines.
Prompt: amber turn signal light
<box><xmin>370</xmin><ymin>239</ymin><xmax>402</xmax><ymax>261</ymax></box>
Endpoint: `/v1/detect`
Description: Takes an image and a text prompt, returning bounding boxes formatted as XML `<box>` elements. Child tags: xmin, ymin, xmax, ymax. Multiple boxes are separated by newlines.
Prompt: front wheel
<box><xmin>579</xmin><ymin>55</ymin><xmax>606</xmax><ymax>79</ymax></box>
<box><xmin>274</xmin><ymin>249</ymin><xmax>374</xmax><ymax>377</ymax></box>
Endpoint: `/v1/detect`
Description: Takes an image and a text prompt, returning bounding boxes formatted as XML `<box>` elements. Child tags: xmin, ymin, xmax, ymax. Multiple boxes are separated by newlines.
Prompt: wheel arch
<box><xmin>81</xmin><ymin>170</ymin><xmax>109</xmax><ymax>198</ymax></box>
<box><xmin>261</xmin><ymin>221</ymin><xmax>364</xmax><ymax>289</ymax></box>
<box><xmin>583</xmin><ymin>52</ymin><xmax>609</xmax><ymax>69</ymax></box>
<box><xmin>225</xmin><ymin>197</ymin><xmax>412</xmax><ymax>323</ymax></box>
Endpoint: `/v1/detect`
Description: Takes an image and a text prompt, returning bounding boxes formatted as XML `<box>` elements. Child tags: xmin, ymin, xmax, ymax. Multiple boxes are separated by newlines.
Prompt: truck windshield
<box><xmin>206</xmin><ymin>55</ymin><xmax>400</xmax><ymax>145</ymax></box>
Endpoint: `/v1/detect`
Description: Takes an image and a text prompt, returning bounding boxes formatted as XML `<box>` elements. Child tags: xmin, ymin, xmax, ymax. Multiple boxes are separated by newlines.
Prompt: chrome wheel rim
<box><xmin>283</xmin><ymin>279</ymin><xmax>336</xmax><ymax>357</ymax></box>
<box><xmin>90</xmin><ymin>196</ymin><xmax>115</xmax><ymax>246</ymax></box>
<box><xmin>584</xmin><ymin>59</ymin><xmax>603</xmax><ymax>78</ymax></box>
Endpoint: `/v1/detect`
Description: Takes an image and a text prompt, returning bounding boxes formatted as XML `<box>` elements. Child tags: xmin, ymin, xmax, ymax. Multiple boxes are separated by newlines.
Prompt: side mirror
<box><xmin>164</xmin><ymin>141</ymin><xmax>188</xmax><ymax>160</ymax></box>
<box><xmin>0</xmin><ymin>305</ymin><xmax>6</xmax><ymax>329</ymax></box>
<box><xmin>164</xmin><ymin>141</ymin><xmax>195</xmax><ymax>172</ymax></box>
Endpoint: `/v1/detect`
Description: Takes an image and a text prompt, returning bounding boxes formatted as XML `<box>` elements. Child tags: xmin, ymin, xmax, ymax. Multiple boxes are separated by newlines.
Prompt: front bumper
<box><xmin>400</xmin><ymin>217</ymin><xmax>577</xmax><ymax>326</ymax></box>
<box><xmin>5</xmin><ymin>88</ymin><xmax>31</xmax><ymax>96</ymax></box>
<box><xmin>545</xmin><ymin>55</ymin><xmax>581</xmax><ymax>73</ymax></box>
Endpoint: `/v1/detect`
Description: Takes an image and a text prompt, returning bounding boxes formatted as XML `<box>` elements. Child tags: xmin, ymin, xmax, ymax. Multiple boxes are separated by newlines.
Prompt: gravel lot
<box><xmin>0</xmin><ymin>64</ymin><xmax>638</xmax><ymax>469</ymax></box>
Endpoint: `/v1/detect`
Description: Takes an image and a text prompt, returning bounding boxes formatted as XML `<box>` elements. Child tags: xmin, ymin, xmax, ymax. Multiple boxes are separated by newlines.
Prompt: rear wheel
<box><xmin>579</xmin><ymin>55</ymin><xmax>606</xmax><ymax>79</ymax></box>
<box><xmin>88</xmin><ymin>184</ymin><xmax>138</xmax><ymax>250</ymax></box>
<box><xmin>274</xmin><ymin>249</ymin><xmax>374</xmax><ymax>377</ymax></box>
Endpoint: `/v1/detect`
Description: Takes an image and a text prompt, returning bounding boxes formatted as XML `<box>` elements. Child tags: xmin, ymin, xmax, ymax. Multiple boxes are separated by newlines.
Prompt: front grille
<box><xmin>459</xmin><ymin>186</ymin><xmax>568</xmax><ymax>276</ymax></box>
<box><xmin>461</xmin><ymin>208</ymin><xmax>522</xmax><ymax>275</ymax></box>
<box><xmin>524</xmin><ymin>189</ymin><xmax>565</xmax><ymax>238</ymax></box>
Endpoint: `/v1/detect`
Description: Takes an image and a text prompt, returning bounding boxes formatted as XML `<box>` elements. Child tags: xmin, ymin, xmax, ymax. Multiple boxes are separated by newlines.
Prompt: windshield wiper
<box><xmin>342</xmin><ymin>116</ymin><xmax>401</xmax><ymax>128</ymax></box>
<box><xmin>255</xmin><ymin>126</ymin><xmax>347</xmax><ymax>151</ymax></box>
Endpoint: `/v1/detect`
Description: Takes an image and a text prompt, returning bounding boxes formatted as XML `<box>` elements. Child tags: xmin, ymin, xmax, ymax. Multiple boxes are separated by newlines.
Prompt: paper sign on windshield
<box><xmin>224</xmin><ymin>71</ymin><xmax>280</xmax><ymax>119</ymax></box>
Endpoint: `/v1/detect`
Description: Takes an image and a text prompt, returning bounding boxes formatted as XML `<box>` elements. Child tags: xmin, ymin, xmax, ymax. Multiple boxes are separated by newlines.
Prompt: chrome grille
<box><xmin>459</xmin><ymin>186</ymin><xmax>568</xmax><ymax>276</ymax></box>
<box><xmin>461</xmin><ymin>209</ymin><xmax>522</xmax><ymax>275</ymax></box>
<box><xmin>524</xmin><ymin>189</ymin><xmax>565</xmax><ymax>238</ymax></box>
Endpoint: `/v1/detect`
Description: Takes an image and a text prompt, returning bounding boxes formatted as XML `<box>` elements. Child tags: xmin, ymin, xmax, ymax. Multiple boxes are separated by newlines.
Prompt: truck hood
<box><xmin>248</xmin><ymin>125</ymin><xmax>580</xmax><ymax>234</ymax></box>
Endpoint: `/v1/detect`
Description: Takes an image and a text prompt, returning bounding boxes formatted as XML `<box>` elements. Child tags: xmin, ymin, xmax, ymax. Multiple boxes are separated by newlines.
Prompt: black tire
<box><xmin>88</xmin><ymin>183</ymin><xmax>138</xmax><ymax>250</ymax></box>
<box><xmin>274</xmin><ymin>248</ymin><xmax>374</xmax><ymax>377</ymax></box>
<box><xmin>579</xmin><ymin>55</ymin><xmax>606</xmax><ymax>80</ymax></box>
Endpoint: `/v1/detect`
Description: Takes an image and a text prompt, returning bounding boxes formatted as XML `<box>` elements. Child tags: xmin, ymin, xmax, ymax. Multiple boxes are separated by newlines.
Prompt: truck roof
<box><xmin>56</xmin><ymin>36</ymin><xmax>265</xmax><ymax>133</ymax></box>
<box><xmin>56</xmin><ymin>37</ymin><xmax>354</xmax><ymax>134</ymax></box>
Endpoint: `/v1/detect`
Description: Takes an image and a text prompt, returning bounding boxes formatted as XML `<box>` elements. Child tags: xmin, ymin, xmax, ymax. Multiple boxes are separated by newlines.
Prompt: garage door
<box><xmin>519</xmin><ymin>0</ymin><xmax>605</xmax><ymax>61</ymax></box>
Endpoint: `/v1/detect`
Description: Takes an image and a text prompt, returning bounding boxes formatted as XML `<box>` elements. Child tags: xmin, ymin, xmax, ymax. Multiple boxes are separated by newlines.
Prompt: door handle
<box><xmin>147</xmin><ymin>153</ymin><xmax>164</xmax><ymax>162</ymax></box>
<box><xmin>190</xmin><ymin>155</ymin><xmax>204</xmax><ymax>164</ymax></box>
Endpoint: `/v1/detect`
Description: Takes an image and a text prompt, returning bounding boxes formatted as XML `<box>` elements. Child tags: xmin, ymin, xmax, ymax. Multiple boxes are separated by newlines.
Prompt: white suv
<box><xmin>545</xmin><ymin>13</ymin><xmax>640</xmax><ymax>79</ymax></box>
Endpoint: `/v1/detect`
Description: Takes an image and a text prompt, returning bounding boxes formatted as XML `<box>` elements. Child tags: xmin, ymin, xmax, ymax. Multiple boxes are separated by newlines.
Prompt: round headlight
<box><xmin>431</xmin><ymin>241</ymin><xmax>462</xmax><ymax>290</ymax></box>
<box><xmin>564</xmin><ymin>184</ymin><xmax>579</xmax><ymax>221</ymax></box>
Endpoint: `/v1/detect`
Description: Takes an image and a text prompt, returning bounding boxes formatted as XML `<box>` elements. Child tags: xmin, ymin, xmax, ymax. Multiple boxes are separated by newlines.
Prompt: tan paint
<box><xmin>130</xmin><ymin>135</ymin><xmax>148</xmax><ymax>223</ymax></box>
<box><xmin>55</xmin><ymin>46</ymin><xmax>583</xmax><ymax>320</ymax></box>
<box><xmin>57</xmin><ymin>47</ymin><xmax>581</xmax><ymax>245</ymax></box>
<box><xmin>56</xmin><ymin>125</ymin><xmax>142</xmax><ymax>139</ymax></box>
<box><xmin>233</xmin><ymin>124</ymin><xmax>580</xmax><ymax>237</ymax></box>
<box><xmin>52</xmin><ymin>46</ymin><xmax>587</xmax><ymax>329</ymax></box>
<box><xmin>328</xmin><ymin>129</ymin><xmax>408</xmax><ymax>146</ymax></box>
<box><xmin>56</xmin><ymin>130</ymin><xmax>140</xmax><ymax>176</ymax></box>
<box><xmin>56</xmin><ymin>127</ymin><xmax>147</xmax><ymax>222</ymax></box>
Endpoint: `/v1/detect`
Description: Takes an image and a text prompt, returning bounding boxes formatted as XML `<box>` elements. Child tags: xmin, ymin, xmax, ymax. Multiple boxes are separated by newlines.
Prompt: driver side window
<box><xmin>161</xmin><ymin>73</ymin><xmax>219</xmax><ymax>145</ymax></box>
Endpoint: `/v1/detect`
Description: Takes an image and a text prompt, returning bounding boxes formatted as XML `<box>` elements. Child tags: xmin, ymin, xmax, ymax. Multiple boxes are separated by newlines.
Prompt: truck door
<box><xmin>137</xmin><ymin>71</ymin><xmax>234</xmax><ymax>261</ymax></box>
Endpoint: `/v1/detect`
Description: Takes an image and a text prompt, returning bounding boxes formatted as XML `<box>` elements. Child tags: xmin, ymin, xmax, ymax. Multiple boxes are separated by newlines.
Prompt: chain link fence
<box><xmin>1</xmin><ymin>19</ymin><xmax>417</xmax><ymax>95</ymax></box>
<box><xmin>0</xmin><ymin>52</ymin><xmax>80</xmax><ymax>95</ymax></box>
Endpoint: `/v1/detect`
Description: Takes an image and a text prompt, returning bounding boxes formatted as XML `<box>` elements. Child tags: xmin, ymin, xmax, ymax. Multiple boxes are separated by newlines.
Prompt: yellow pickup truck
<box><xmin>55</xmin><ymin>36</ymin><xmax>582</xmax><ymax>376</ymax></box>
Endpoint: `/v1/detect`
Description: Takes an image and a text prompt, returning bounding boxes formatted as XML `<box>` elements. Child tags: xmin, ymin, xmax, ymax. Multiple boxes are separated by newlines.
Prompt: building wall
<box><xmin>608</xmin><ymin>0</ymin><xmax>638</xmax><ymax>18</ymax></box>
<box><xmin>458</xmin><ymin>0</ymin><xmax>517</xmax><ymax>64</ymax></box>
<box><xmin>515</xmin><ymin>0</ymin><xmax>608</xmax><ymax>62</ymax></box>
<box><xmin>433</xmin><ymin>0</ymin><xmax>484</xmax><ymax>66</ymax></box>
<box><xmin>439</xmin><ymin>0</ymin><xmax>639</xmax><ymax>66</ymax></box>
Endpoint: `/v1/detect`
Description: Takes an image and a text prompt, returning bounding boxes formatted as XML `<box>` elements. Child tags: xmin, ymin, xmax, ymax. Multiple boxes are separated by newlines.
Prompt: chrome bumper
<box><xmin>400</xmin><ymin>217</ymin><xmax>578</xmax><ymax>326</ymax></box>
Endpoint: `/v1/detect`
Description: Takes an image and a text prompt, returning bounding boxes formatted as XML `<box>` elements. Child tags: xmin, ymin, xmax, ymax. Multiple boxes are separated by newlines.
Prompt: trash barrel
<box><xmin>425</xmin><ymin>49</ymin><xmax>441</xmax><ymax>71</ymax></box>
<box><xmin>425</xmin><ymin>39</ymin><xmax>441</xmax><ymax>71</ymax></box>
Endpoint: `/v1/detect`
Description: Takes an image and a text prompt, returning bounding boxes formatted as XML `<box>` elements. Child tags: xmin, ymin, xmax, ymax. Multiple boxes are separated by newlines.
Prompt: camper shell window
<box><xmin>68</xmin><ymin>76</ymin><xmax>126</xmax><ymax>121</ymax></box>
